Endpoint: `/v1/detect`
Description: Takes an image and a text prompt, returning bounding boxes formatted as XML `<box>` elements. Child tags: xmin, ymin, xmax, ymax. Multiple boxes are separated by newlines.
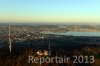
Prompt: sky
<box><xmin>0</xmin><ymin>0</ymin><xmax>100</xmax><ymax>24</ymax></box>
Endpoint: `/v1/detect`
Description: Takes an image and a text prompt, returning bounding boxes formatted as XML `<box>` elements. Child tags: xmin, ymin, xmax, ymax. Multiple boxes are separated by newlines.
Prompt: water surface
<box><xmin>43</xmin><ymin>32</ymin><xmax>100</xmax><ymax>36</ymax></box>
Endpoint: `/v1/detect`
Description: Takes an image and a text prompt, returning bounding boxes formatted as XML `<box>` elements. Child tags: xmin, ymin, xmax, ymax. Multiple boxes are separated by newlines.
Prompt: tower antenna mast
<box><xmin>9</xmin><ymin>25</ymin><xmax>11</xmax><ymax>52</ymax></box>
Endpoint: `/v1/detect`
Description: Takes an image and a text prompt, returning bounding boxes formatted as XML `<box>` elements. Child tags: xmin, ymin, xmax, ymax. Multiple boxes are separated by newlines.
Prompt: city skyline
<box><xmin>0</xmin><ymin>0</ymin><xmax>100</xmax><ymax>24</ymax></box>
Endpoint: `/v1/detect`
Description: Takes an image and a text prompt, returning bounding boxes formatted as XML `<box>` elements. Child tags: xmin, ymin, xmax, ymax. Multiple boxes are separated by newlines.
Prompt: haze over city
<box><xmin>0</xmin><ymin>0</ymin><xmax>100</xmax><ymax>24</ymax></box>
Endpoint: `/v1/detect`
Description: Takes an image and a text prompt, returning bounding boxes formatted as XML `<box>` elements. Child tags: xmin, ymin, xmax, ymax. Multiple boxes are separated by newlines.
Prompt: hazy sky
<box><xmin>0</xmin><ymin>0</ymin><xmax>100</xmax><ymax>23</ymax></box>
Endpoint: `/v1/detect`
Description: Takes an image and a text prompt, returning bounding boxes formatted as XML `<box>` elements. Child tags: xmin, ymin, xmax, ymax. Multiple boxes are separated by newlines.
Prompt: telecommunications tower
<box><xmin>9</xmin><ymin>26</ymin><xmax>12</xmax><ymax>52</ymax></box>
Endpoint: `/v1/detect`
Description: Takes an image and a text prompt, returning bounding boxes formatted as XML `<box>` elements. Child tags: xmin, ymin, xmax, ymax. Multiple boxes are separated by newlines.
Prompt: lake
<box><xmin>43</xmin><ymin>32</ymin><xmax>100</xmax><ymax>36</ymax></box>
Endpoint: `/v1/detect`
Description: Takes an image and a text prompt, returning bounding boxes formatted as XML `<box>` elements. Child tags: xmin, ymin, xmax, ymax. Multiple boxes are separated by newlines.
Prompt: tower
<box><xmin>9</xmin><ymin>26</ymin><xmax>12</xmax><ymax>52</ymax></box>
<box><xmin>48</xmin><ymin>40</ymin><xmax>51</xmax><ymax>56</ymax></box>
